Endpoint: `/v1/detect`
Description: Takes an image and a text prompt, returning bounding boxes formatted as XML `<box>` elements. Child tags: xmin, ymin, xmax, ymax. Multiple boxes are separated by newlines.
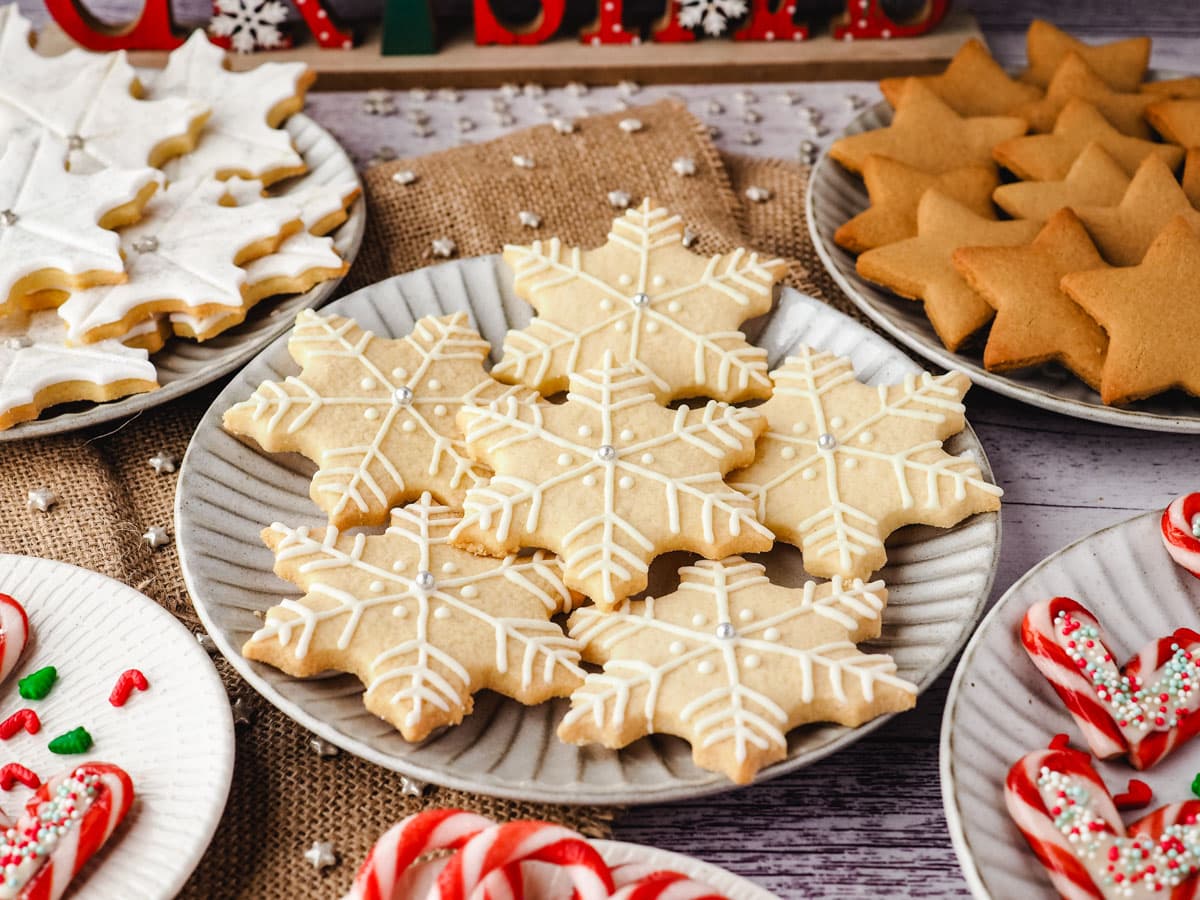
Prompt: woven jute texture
<box><xmin>0</xmin><ymin>98</ymin><xmax>851</xmax><ymax>898</ymax></box>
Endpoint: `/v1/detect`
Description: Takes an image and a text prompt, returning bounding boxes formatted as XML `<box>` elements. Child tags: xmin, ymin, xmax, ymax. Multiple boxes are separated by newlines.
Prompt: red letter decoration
<box><xmin>382</xmin><ymin>0</ymin><xmax>436</xmax><ymax>54</ymax></box>
<box><xmin>734</xmin><ymin>0</ymin><xmax>806</xmax><ymax>41</ymax></box>
<box><xmin>651</xmin><ymin>0</ymin><xmax>694</xmax><ymax>42</ymax></box>
<box><xmin>580</xmin><ymin>0</ymin><xmax>637</xmax><ymax>45</ymax></box>
<box><xmin>44</xmin><ymin>0</ymin><xmax>186</xmax><ymax>50</ymax></box>
<box><xmin>475</xmin><ymin>0</ymin><xmax>566</xmax><ymax>45</ymax></box>
<box><xmin>833</xmin><ymin>0</ymin><xmax>948</xmax><ymax>40</ymax></box>
<box><xmin>290</xmin><ymin>0</ymin><xmax>354</xmax><ymax>48</ymax></box>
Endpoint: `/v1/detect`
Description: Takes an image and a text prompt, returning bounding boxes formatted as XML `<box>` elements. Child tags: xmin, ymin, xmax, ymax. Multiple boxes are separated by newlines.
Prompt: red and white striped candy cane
<box><xmin>1163</xmin><ymin>493</ymin><xmax>1200</xmax><ymax>579</ymax></box>
<box><xmin>432</xmin><ymin>820</ymin><xmax>614</xmax><ymax>900</ymax></box>
<box><xmin>0</xmin><ymin>593</ymin><xmax>29</xmax><ymax>686</ymax></box>
<box><xmin>609</xmin><ymin>862</ymin><xmax>730</xmax><ymax>900</ymax></box>
<box><xmin>1122</xmin><ymin>627</ymin><xmax>1200</xmax><ymax>769</ymax></box>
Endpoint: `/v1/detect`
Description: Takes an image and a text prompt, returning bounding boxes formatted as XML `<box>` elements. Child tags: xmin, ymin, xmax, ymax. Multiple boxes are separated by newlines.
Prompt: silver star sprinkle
<box><xmin>400</xmin><ymin>776</ymin><xmax>428</xmax><ymax>797</ymax></box>
<box><xmin>511</xmin><ymin>154</ymin><xmax>535</xmax><ymax>169</ymax></box>
<box><xmin>3</xmin><ymin>336</ymin><xmax>32</xmax><ymax>349</ymax></box>
<box><xmin>406</xmin><ymin>108</ymin><xmax>430</xmax><ymax>125</ymax></box>
<box><xmin>618</xmin><ymin>118</ymin><xmax>644</xmax><ymax>134</ymax></box>
<box><xmin>671</xmin><ymin>157</ymin><xmax>696</xmax><ymax>177</ymax></box>
<box><xmin>607</xmin><ymin>189</ymin><xmax>632</xmax><ymax>209</ymax></box>
<box><xmin>518</xmin><ymin>210</ymin><xmax>542</xmax><ymax>228</ymax></box>
<box><xmin>361</xmin><ymin>89</ymin><xmax>396</xmax><ymax>116</ymax></box>
<box><xmin>196</xmin><ymin>632</ymin><xmax>218</xmax><ymax>655</ymax></box>
<box><xmin>0</xmin><ymin>209</ymin><xmax>16</xmax><ymax>227</ymax></box>
<box><xmin>742</xmin><ymin>109</ymin><xmax>763</xmax><ymax>124</ymax></box>
<box><xmin>26</xmin><ymin>487</ymin><xmax>57</xmax><ymax>513</ymax></box>
<box><xmin>799</xmin><ymin>139</ymin><xmax>819</xmax><ymax>164</ymax></box>
<box><xmin>408</xmin><ymin>87</ymin><xmax>431</xmax><ymax>102</ymax></box>
<box><xmin>740</xmin><ymin>130</ymin><xmax>762</xmax><ymax>146</ymax></box>
<box><xmin>392</xmin><ymin>169</ymin><xmax>418</xmax><ymax>186</ymax></box>
<box><xmin>304</xmin><ymin>841</ymin><xmax>337</xmax><ymax>871</ymax></box>
<box><xmin>431</xmin><ymin>238</ymin><xmax>457</xmax><ymax>258</ymax></box>
<box><xmin>437</xmin><ymin>87</ymin><xmax>462</xmax><ymax>103</ymax></box>
<box><xmin>564</xmin><ymin>81</ymin><xmax>589</xmax><ymax>97</ymax></box>
<box><xmin>456</xmin><ymin>117</ymin><xmax>476</xmax><ymax>133</ymax></box>
<box><xmin>499</xmin><ymin>83</ymin><xmax>521</xmax><ymax>98</ymax></box>
<box><xmin>846</xmin><ymin>93</ymin><xmax>867</xmax><ymax>111</ymax></box>
<box><xmin>745</xmin><ymin>186</ymin><xmax>771</xmax><ymax>203</ymax></box>
<box><xmin>551</xmin><ymin>117</ymin><xmax>576</xmax><ymax>134</ymax></box>
<box><xmin>734</xmin><ymin>89</ymin><xmax>758</xmax><ymax>104</ymax></box>
<box><xmin>231</xmin><ymin>696</ymin><xmax>253</xmax><ymax>726</ymax></box>
<box><xmin>705</xmin><ymin>99</ymin><xmax>725</xmax><ymax>115</ymax></box>
<box><xmin>143</xmin><ymin>525</ymin><xmax>170</xmax><ymax>550</ymax></box>
<box><xmin>310</xmin><ymin>736</ymin><xmax>340</xmax><ymax>758</ymax></box>
<box><xmin>411</xmin><ymin>125</ymin><xmax>434</xmax><ymax>139</ymax></box>
<box><xmin>800</xmin><ymin>106</ymin><xmax>821</xmax><ymax>122</ymax></box>
<box><xmin>708</xmin><ymin>125</ymin><xmax>723</xmax><ymax>139</ymax></box>
<box><xmin>131</xmin><ymin>236</ymin><xmax>158</xmax><ymax>254</ymax></box>
<box><xmin>682</xmin><ymin>227</ymin><xmax>698</xmax><ymax>248</ymax></box>
<box><xmin>617</xmin><ymin>79</ymin><xmax>641</xmax><ymax>96</ymax></box>
<box><xmin>365</xmin><ymin>146</ymin><xmax>398</xmax><ymax>167</ymax></box>
<box><xmin>148</xmin><ymin>451</ymin><xmax>178</xmax><ymax>474</ymax></box>
<box><xmin>537</xmin><ymin>101</ymin><xmax>559</xmax><ymax>117</ymax></box>
<box><xmin>494</xmin><ymin>112</ymin><xmax>516</xmax><ymax>127</ymax></box>
<box><xmin>489</xmin><ymin>96</ymin><xmax>510</xmax><ymax>112</ymax></box>
<box><xmin>612</xmin><ymin>98</ymin><xmax>631</xmax><ymax>111</ymax></box>
<box><xmin>523</xmin><ymin>82</ymin><xmax>546</xmax><ymax>98</ymax></box>
<box><xmin>777</xmin><ymin>90</ymin><xmax>802</xmax><ymax>105</ymax></box>
<box><xmin>66</xmin><ymin>134</ymin><xmax>84</xmax><ymax>151</ymax></box>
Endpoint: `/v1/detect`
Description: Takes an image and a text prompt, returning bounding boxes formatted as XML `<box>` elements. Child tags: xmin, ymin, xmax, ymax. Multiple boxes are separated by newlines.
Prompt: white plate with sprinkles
<box><xmin>0</xmin><ymin>554</ymin><xmax>234</xmax><ymax>899</ymax></box>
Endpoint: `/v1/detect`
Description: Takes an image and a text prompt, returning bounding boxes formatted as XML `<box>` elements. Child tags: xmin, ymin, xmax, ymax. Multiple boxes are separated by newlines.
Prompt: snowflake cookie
<box><xmin>245</xmin><ymin>494</ymin><xmax>583</xmax><ymax>741</ymax></box>
<box><xmin>730</xmin><ymin>347</ymin><xmax>1002</xmax><ymax>581</ymax></box>
<box><xmin>496</xmin><ymin>198</ymin><xmax>788</xmax><ymax>403</ymax></box>
<box><xmin>451</xmin><ymin>353</ymin><xmax>774</xmax><ymax>611</ymax></box>
<box><xmin>223</xmin><ymin>310</ymin><xmax>535</xmax><ymax>529</ymax></box>
<box><xmin>558</xmin><ymin>557</ymin><xmax>917</xmax><ymax>784</ymax></box>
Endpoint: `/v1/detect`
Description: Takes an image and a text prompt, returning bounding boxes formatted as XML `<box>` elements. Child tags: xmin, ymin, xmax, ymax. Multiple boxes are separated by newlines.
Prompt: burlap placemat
<box><xmin>0</xmin><ymin>98</ymin><xmax>850</xmax><ymax>898</ymax></box>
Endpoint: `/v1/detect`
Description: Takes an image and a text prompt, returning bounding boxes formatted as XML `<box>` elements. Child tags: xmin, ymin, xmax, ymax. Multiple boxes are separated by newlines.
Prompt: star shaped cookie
<box><xmin>730</xmin><ymin>347</ymin><xmax>1002</xmax><ymax>581</ymax></box>
<box><xmin>451</xmin><ymin>353</ymin><xmax>773</xmax><ymax>611</ymax></box>
<box><xmin>1073</xmin><ymin>154</ymin><xmax>1200</xmax><ymax>265</ymax></box>
<box><xmin>1147</xmin><ymin>98</ymin><xmax>1200</xmax><ymax>147</ymax></box>
<box><xmin>496</xmin><ymin>198</ymin><xmax>787</xmax><ymax>403</ymax></box>
<box><xmin>224</xmin><ymin>310</ymin><xmax>535</xmax><ymax>530</ymax></box>
<box><xmin>992</xmin><ymin>142</ymin><xmax>1129</xmax><ymax>222</ymax></box>
<box><xmin>559</xmin><ymin>557</ymin><xmax>917</xmax><ymax>784</ymax></box>
<box><xmin>953</xmin><ymin>209</ymin><xmax>1108</xmax><ymax>390</ymax></box>
<box><xmin>829</xmin><ymin>81</ymin><xmax>1027</xmax><ymax>176</ymax></box>
<box><xmin>246</xmin><ymin>494</ymin><xmax>584</xmax><ymax>742</ymax></box>
<box><xmin>1015</xmin><ymin>52</ymin><xmax>1154</xmax><ymax>137</ymax></box>
<box><xmin>1021</xmin><ymin>19</ymin><xmax>1150</xmax><ymax>92</ymax></box>
<box><xmin>1142</xmin><ymin>77</ymin><xmax>1200</xmax><ymax>100</ymax></box>
<box><xmin>879</xmin><ymin>38</ymin><xmax>1043</xmax><ymax>116</ymax></box>
<box><xmin>1061</xmin><ymin>216</ymin><xmax>1200</xmax><ymax>405</ymax></box>
<box><xmin>856</xmin><ymin>190</ymin><xmax>1041</xmax><ymax>351</ymax></box>
<box><xmin>994</xmin><ymin>100</ymin><xmax>1184</xmax><ymax>181</ymax></box>
<box><xmin>833</xmin><ymin>156</ymin><xmax>998</xmax><ymax>255</ymax></box>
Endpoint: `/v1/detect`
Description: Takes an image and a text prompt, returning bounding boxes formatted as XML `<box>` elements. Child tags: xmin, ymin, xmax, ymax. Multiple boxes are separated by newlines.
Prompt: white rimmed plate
<box><xmin>0</xmin><ymin>113</ymin><xmax>366</xmax><ymax>441</ymax></box>
<box><xmin>176</xmin><ymin>254</ymin><xmax>1001</xmax><ymax>805</ymax></box>
<box><xmin>0</xmin><ymin>554</ymin><xmax>235</xmax><ymax>899</ymax></box>
<box><xmin>941</xmin><ymin>509</ymin><xmax>1200</xmax><ymax>898</ymax></box>
<box><xmin>807</xmin><ymin>100</ymin><xmax>1200</xmax><ymax>433</ymax></box>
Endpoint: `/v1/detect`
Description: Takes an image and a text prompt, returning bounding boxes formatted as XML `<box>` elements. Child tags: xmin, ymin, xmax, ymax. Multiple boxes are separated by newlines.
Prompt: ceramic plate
<box><xmin>0</xmin><ymin>113</ymin><xmax>366</xmax><ymax>441</ymax></box>
<box><xmin>395</xmin><ymin>838</ymin><xmax>779</xmax><ymax>899</ymax></box>
<box><xmin>941</xmin><ymin>509</ymin><xmax>1200</xmax><ymax>898</ymax></box>
<box><xmin>807</xmin><ymin>101</ymin><xmax>1200</xmax><ymax>434</ymax></box>
<box><xmin>176</xmin><ymin>254</ymin><xmax>1001</xmax><ymax>805</ymax></box>
<box><xmin>0</xmin><ymin>554</ymin><xmax>235</xmax><ymax>899</ymax></box>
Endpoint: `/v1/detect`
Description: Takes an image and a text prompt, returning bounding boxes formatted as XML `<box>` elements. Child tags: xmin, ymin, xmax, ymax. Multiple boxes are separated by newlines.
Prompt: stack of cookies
<box><xmin>225</xmin><ymin>198</ymin><xmax>1002</xmax><ymax>784</ymax></box>
<box><xmin>830</xmin><ymin>19</ymin><xmax>1200</xmax><ymax>406</ymax></box>
<box><xmin>0</xmin><ymin>8</ymin><xmax>358</xmax><ymax>431</ymax></box>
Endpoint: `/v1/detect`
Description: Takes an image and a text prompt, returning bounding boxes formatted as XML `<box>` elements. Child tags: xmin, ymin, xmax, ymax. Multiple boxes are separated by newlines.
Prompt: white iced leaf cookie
<box><xmin>0</xmin><ymin>6</ymin><xmax>105</xmax><ymax>97</ymax></box>
<box><xmin>245</xmin><ymin>494</ymin><xmax>584</xmax><ymax>741</ymax></box>
<box><xmin>730</xmin><ymin>347</ymin><xmax>1003</xmax><ymax>581</ymax></box>
<box><xmin>497</xmin><ymin>197</ymin><xmax>788</xmax><ymax>402</ymax></box>
<box><xmin>559</xmin><ymin>557</ymin><xmax>917</xmax><ymax>784</ymax></box>
<box><xmin>0</xmin><ymin>310</ymin><xmax>158</xmax><ymax>431</ymax></box>
<box><xmin>0</xmin><ymin>132</ymin><xmax>158</xmax><ymax>314</ymax></box>
<box><xmin>451</xmin><ymin>353</ymin><xmax>774</xmax><ymax>611</ymax></box>
<box><xmin>152</xmin><ymin>31</ymin><xmax>314</xmax><ymax>186</ymax></box>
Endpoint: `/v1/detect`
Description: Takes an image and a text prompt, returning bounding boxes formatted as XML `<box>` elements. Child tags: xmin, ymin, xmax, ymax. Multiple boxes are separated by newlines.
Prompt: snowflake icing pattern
<box><xmin>678</xmin><ymin>0</ymin><xmax>749</xmax><ymax>36</ymax></box>
<box><xmin>558</xmin><ymin>557</ymin><xmax>917</xmax><ymax>783</ymax></box>
<box><xmin>246</xmin><ymin>494</ymin><xmax>584</xmax><ymax>741</ymax></box>
<box><xmin>451</xmin><ymin>353</ymin><xmax>774</xmax><ymax>611</ymax></box>
<box><xmin>730</xmin><ymin>347</ymin><xmax>1003</xmax><ymax>581</ymax></box>
<box><xmin>210</xmin><ymin>0</ymin><xmax>290</xmax><ymax>54</ymax></box>
<box><xmin>497</xmin><ymin>198</ymin><xmax>787</xmax><ymax>403</ymax></box>
<box><xmin>223</xmin><ymin>310</ymin><xmax>535</xmax><ymax>530</ymax></box>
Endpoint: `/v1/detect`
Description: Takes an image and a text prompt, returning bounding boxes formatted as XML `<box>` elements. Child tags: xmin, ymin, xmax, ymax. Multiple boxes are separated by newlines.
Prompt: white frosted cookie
<box><xmin>0</xmin><ymin>6</ymin><xmax>105</xmax><ymax>96</ymax></box>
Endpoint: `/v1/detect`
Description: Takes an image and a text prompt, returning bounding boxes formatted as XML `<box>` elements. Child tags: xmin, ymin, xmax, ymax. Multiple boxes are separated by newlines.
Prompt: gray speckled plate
<box><xmin>941</xmin><ymin>510</ymin><xmax>1200</xmax><ymax>898</ymax></box>
<box><xmin>176</xmin><ymin>255</ymin><xmax>1001</xmax><ymax>805</ymax></box>
<box><xmin>0</xmin><ymin>113</ymin><xmax>365</xmax><ymax>441</ymax></box>
<box><xmin>807</xmin><ymin>100</ymin><xmax>1200</xmax><ymax>433</ymax></box>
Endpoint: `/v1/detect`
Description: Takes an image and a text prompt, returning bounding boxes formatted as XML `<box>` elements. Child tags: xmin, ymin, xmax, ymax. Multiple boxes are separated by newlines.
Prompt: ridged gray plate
<box><xmin>0</xmin><ymin>554</ymin><xmax>234</xmax><ymax>899</ymax></box>
<box><xmin>807</xmin><ymin>100</ymin><xmax>1200</xmax><ymax>433</ymax></box>
<box><xmin>176</xmin><ymin>255</ymin><xmax>1001</xmax><ymax>805</ymax></box>
<box><xmin>1</xmin><ymin>113</ymin><xmax>365</xmax><ymax>441</ymax></box>
<box><xmin>941</xmin><ymin>510</ymin><xmax>1200</xmax><ymax>898</ymax></box>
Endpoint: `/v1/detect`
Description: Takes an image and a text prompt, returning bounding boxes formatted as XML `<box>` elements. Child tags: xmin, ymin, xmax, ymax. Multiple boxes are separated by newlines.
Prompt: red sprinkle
<box><xmin>1049</xmin><ymin>733</ymin><xmax>1072</xmax><ymax>751</ymax></box>
<box><xmin>109</xmin><ymin>668</ymin><xmax>150</xmax><ymax>707</ymax></box>
<box><xmin>0</xmin><ymin>764</ymin><xmax>39</xmax><ymax>791</ymax></box>
<box><xmin>1114</xmin><ymin>778</ymin><xmax>1154</xmax><ymax>811</ymax></box>
<box><xmin>0</xmin><ymin>708</ymin><xmax>41</xmax><ymax>739</ymax></box>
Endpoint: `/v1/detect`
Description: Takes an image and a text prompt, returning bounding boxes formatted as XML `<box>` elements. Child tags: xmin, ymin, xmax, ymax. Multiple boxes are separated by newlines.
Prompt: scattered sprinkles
<box><xmin>607</xmin><ymin>189</ymin><xmax>632</xmax><ymax>209</ymax></box>
<box><xmin>148</xmin><ymin>451</ymin><xmax>178</xmax><ymax>474</ymax></box>
<box><xmin>671</xmin><ymin>156</ymin><xmax>697</xmax><ymax>177</ymax></box>
<box><xmin>745</xmin><ymin>186</ymin><xmax>771</xmax><ymax>203</ymax></box>
<box><xmin>143</xmin><ymin>526</ymin><xmax>170</xmax><ymax>550</ymax></box>
<box><xmin>0</xmin><ymin>709</ymin><xmax>40</xmax><ymax>739</ymax></box>
<box><xmin>392</xmin><ymin>170</ymin><xmax>418</xmax><ymax>186</ymax></box>
<box><xmin>618</xmin><ymin>118</ymin><xmax>644</xmax><ymax>134</ymax></box>
<box><xmin>25</xmin><ymin>488</ymin><xmax>56</xmax><ymax>514</ymax></box>
<box><xmin>18</xmin><ymin>667</ymin><xmax>56</xmax><ymax>702</ymax></box>
<box><xmin>0</xmin><ymin>763</ymin><xmax>39</xmax><ymax>791</ymax></box>
<box><xmin>108</xmin><ymin>669</ymin><xmax>149</xmax><ymax>707</ymax></box>
<box><xmin>518</xmin><ymin>210</ymin><xmax>542</xmax><ymax>229</ymax></box>
<box><xmin>47</xmin><ymin>727</ymin><xmax>92</xmax><ymax>755</ymax></box>
<box><xmin>304</xmin><ymin>840</ymin><xmax>337</xmax><ymax>870</ymax></box>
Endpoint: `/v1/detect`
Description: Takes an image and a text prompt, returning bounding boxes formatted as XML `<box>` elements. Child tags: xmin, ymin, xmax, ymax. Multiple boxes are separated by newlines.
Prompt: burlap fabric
<box><xmin>0</xmin><ymin>99</ymin><xmax>851</xmax><ymax>898</ymax></box>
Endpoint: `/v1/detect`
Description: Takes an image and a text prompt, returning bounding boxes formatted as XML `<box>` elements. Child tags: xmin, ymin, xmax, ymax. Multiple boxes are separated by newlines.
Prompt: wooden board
<box><xmin>37</xmin><ymin>9</ymin><xmax>981</xmax><ymax>90</ymax></box>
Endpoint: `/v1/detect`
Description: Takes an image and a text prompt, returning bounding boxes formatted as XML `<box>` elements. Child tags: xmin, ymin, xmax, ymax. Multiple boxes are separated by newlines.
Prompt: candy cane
<box><xmin>0</xmin><ymin>709</ymin><xmax>40</xmax><ymax>739</ymax></box>
<box><xmin>609</xmin><ymin>863</ymin><xmax>730</xmax><ymax>900</ymax></box>
<box><xmin>0</xmin><ymin>593</ymin><xmax>29</xmax><ymax>687</ymax></box>
<box><xmin>108</xmin><ymin>669</ymin><xmax>149</xmax><ymax>707</ymax></box>
<box><xmin>1163</xmin><ymin>493</ymin><xmax>1200</xmax><ymax>579</ymax></box>
<box><xmin>0</xmin><ymin>763</ymin><xmax>40</xmax><ymax>790</ymax></box>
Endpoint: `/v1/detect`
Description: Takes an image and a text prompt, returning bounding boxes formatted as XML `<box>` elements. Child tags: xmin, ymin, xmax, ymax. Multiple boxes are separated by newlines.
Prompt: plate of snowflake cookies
<box><xmin>177</xmin><ymin>199</ymin><xmax>1001</xmax><ymax>804</ymax></box>
<box><xmin>0</xmin><ymin>10</ymin><xmax>364</xmax><ymax>439</ymax></box>
<box><xmin>0</xmin><ymin>554</ymin><xmax>235</xmax><ymax>899</ymax></box>
<box><xmin>941</xmin><ymin>497</ymin><xmax>1200</xmax><ymax>899</ymax></box>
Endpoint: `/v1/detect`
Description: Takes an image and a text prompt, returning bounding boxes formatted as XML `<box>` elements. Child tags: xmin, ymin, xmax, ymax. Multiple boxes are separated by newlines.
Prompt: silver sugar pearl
<box><xmin>3</xmin><ymin>336</ymin><xmax>32</xmax><ymax>349</ymax></box>
<box><xmin>415</xmin><ymin>570</ymin><xmax>435</xmax><ymax>590</ymax></box>
<box><xmin>817</xmin><ymin>432</ymin><xmax>838</xmax><ymax>450</ymax></box>
<box><xmin>400</xmin><ymin>776</ymin><xmax>428</xmax><ymax>797</ymax></box>
<box><xmin>132</xmin><ymin>235</ymin><xmax>158</xmax><ymax>253</ymax></box>
<box><xmin>66</xmin><ymin>134</ymin><xmax>84</xmax><ymax>150</ymax></box>
<box><xmin>715</xmin><ymin>622</ymin><xmax>735</xmax><ymax>640</ymax></box>
<box><xmin>596</xmin><ymin>444</ymin><xmax>617</xmax><ymax>462</ymax></box>
<box><xmin>631</xmin><ymin>292</ymin><xmax>650</xmax><ymax>307</ymax></box>
<box><xmin>0</xmin><ymin>209</ymin><xmax>16</xmax><ymax>227</ymax></box>
<box><xmin>392</xmin><ymin>169</ymin><xmax>418</xmax><ymax>186</ymax></box>
<box><xmin>310</xmin><ymin>736</ymin><xmax>340</xmax><ymax>758</ymax></box>
<box><xmin>393</xmin><ymin>386</ymin><xmax>414</xmax><ymax>406</ymax></box>
<box><xmin>681</xmin><ymin>227</ymin><xmax>698</xmax><ymax>248</ymax></box>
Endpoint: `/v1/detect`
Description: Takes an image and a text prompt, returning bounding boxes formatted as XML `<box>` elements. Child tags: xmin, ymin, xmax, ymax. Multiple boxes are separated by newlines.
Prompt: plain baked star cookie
<box><xmin>1147</xmin><ymin>98</ymin><xmax>1200</xmax><ymax>148</ymax></box>
<box><xmin>0</xmin><ymin>132</ymin><xmax>158</xmax><ymax>314</ymax></box>
<box><xmin>151</xmin><ymin>31</ymin><xmax>314</xmax><ymax>186</ymax></box>
<box><xmin>558</xmin><ymin>557</ymin><xmax>917</xmax><ymax>784</ymax></box>
<box><xmin>496</xmin><ymin>198</ymin><xmax>786</xmax><ymax>403</ymax></box>
<box><xmin>451</xmin><ymin>353</ymin><xmax>773</xmax><ymax>611</ymax></box>
<box><xmin>1014</xmin><ymin>52</ymin><xmax>1155</xmax><ymax>138</ymax></box>
<box><xmin>1021</xmin><ymin>19</ymin><xmax>1150</xmax><ymax>92</ymax></box>
<box><xmin>730</xmin><ymin>347</ymin><xmax>1002</xmax><ymax>581</ymax></box>
<box><xmin>224</xmin><ymin>310</ymin><xmax>534</xmax><ymax>529</ymax></box>
<box><xmin>992</xmin><ymin>141</ymin><xmax>1129</xmax><ymax>222</ymax></box>
<box><xmin>1061</xmin><ymin>216</ymin><xmax>1200</xmax><ymax>405</ymax></box>
<box><xmin>246</xmin><ymin>494</ymin><xmax>584</xmax><ymax>742</ymax></box>
<box><xmin>879</xmin><ymin>38</ymin><xmax>1043</xmax><ymax>117</ymax></box>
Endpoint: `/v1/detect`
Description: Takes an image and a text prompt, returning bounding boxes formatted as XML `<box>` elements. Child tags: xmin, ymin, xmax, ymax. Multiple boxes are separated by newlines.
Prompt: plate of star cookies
<box><xmin>0</xmin><ymin>9</ymin><xmax>364</xmax><ymax>439</ymax></box>
<box><xmin>177</xmin><ymin>198</ymin><xmax>1002</xmax><ymax>804</ymax></box>
<box><xmin>808</xmin><ymin>19</ymin><xmax>1200</xmax><ymax>432</ymax></box>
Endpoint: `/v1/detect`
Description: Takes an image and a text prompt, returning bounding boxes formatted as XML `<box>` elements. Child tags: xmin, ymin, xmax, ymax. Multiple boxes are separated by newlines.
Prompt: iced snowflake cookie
<box><xmin>0</xmin><ymin>310</ymin><xmax>158</xmax><ymax>431</ymax></box>
<box><xmin>0</xmin><ymin>133</ymin><xmax>158</xmax><ymax>315</ymax></box>
<box><xmin>151</xmin><ymin>31</ymin><xmax>315</xmax><ymax>186</ymax></box>
<box><xmin>730</xmin><ymin>347</ymin><xmax>1002</xmax><ymax>582</ymax></box>
<box><xmin>245</xmin><ymin>494</ymin><xmax>583</xmax><ymax>741</ymax></box>
<box><xmin>496</xmin><ymin>198</ymin><xmax>788</xmax><ymax>403</ymax></box>
<box><xmin>559</xmin><ymin>557</ymin><xmax>917</xmax><ymax>784</ymax></box>
<box><xmin>451</xmin><ymin>353</ymin><xmax>773</xmax><ymax>611</ymax></box>
<box><xmin>224</xmin><ymin>310</ymin><xmax>534</xmax><ymax>529</ymax></box>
